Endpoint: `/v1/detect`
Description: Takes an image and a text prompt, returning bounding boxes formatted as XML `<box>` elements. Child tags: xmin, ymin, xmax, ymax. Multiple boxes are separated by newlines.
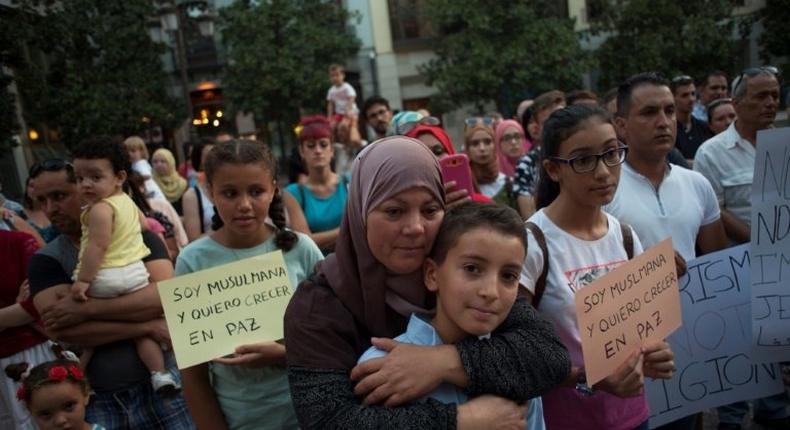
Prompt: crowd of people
<box><xmin>0</xmin><ymin>62</ymin><xmax>786</xmax><ymax>430</ymax></box>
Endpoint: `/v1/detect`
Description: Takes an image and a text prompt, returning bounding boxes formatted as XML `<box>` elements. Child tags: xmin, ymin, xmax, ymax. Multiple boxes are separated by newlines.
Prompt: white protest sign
<box><xmin>647</xmin><ymin>245</ymin><xmax>784</xmax><ymax>428</ymax></box>
<box><xmin>158</xmin><ymin>250</ymin><xmax>293</xmax><ymax>369</ymax></box>
<box><xmin>750</xmin><ymin>127</ymin><xmax>790</xmax><ymax>362</ymax></box>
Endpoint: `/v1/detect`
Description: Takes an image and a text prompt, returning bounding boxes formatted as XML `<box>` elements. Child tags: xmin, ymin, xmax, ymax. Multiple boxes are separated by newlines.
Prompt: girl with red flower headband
<box><xmin>16</xmin><ymin>359</ymin><xmax>105</xmax><ymax>430</ymax></box>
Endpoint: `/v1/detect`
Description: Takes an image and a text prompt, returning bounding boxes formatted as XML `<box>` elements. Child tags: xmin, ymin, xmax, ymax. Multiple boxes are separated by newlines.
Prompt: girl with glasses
<box><xmin>521</xmin><ymin>104</ymin><xmax>675</xmax><ymax>430</ymax></box>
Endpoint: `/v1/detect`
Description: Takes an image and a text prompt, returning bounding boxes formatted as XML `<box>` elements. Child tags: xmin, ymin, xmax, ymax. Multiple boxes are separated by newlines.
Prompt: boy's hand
<box><xmin>71</xmin><ymin>281</ymin><xmax>90</xmax><ymax>302</ymax></box>
<box><xmin>351</xmin><ymin>338</ymin><xmax>448</xmax><ymax>406</ymax></box>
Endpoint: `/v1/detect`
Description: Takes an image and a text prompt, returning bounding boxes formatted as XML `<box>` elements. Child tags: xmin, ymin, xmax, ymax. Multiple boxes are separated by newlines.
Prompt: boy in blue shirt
<box><xmin>359</xmin><ymin>202</ymin><xmax>545</xmax><ymax>430</ymax></box>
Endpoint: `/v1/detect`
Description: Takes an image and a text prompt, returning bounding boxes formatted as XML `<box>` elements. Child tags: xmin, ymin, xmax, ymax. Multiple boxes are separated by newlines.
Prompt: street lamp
<box><xmin>153</xmin><ymin>0</ymin><xmax>216</xmax><ymax>160</ymax></box>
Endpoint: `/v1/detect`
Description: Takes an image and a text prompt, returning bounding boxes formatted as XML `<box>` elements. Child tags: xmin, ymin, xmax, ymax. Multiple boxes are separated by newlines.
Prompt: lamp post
<box><xmin>153</xmin><ymin>0</ymin><xmax>216</xmax><ymax>162</ymax></box>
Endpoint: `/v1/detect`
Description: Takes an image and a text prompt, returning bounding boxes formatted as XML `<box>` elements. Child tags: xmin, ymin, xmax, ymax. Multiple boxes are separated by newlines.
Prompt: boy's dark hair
<box><xmin>70</xmin><ymin>135</ymin><xmax>130</xmax><ymax>175</ymax></box>
<box><xmin>191</xmin><ymin>136</ymin><xmax>216</xmax><ymax>172</ymax></box>
<box><xmin>531</xmin><ymin>90</ymin><xmax>566</xmax><ymax>119</ymax></box>
<box><xmin>567</xmin><ymin>90</ymin><xmax>598</xmax><ymax>105</ymax></box>
<box><xmin>204</xmin><ymin>139</ymin><xmax>298</xmax><ymax>251</ymax></box>
<box><xmin>701</xmin><ymin>70</ymin><xmax>728</xmax><ymax>88</ymax></box>
<box><xmin>430</xmin><ymin>202</ymin><xmax>527</xmax><ymax>264</ymax></box>
<box><xmin>602</xmin><ymin>87</ymin><xmax>618</xmax><ymax>107</ymax></box>
<box><xmin>616</xmin><ymin>72</ymin><xmax>669</xmax><ymax>118</ymax></box>
<box><xmin>520</xmin><ymin>105</ymin><xmax>534</xmax><ymax>139</ymax></box>
<box><xmin>363</xmin><ymin>95</ymin><xmax>390</xmax><ymax>116</ymax></box>
<box><xmin>535</xmin><ymin>104</ymin><xmax>611</xmax><ymax>210</ymax></box>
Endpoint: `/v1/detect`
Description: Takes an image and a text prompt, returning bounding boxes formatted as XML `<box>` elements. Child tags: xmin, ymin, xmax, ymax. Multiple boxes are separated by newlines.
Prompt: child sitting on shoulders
<box><xmin>358</xmin><ymin>202</ymin><xmax>546</xmax><ymax>430</ymax></box>
<box><xmin>327</xmin><ymin>63</ymin><xmax>361</xmax><ymax>146</ymax></box>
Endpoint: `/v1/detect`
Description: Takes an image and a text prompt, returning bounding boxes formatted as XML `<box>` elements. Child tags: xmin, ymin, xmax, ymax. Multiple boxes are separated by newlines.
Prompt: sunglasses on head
<box><xmin>29</xmin><ymin>159</ymin><xmax>71</xmax><ymax>179</ymax></box>
<box><xmin>671</xmin><ymin>75</ymin><xmax>693</xmax><ymax>85</ymax></box>
<box><xmin>464</xmin><ymin>117</ymin><xmax>495</xmax><ymax>128</ymax></box>
<box><xmin>399</xmin><ymin>116</ymin><xmax>441</xmax><ymax>136</ymax></box>
<box><xmin>733</xmin><ymin>66</ymin><xmax>781</xmax><ymax>94</ymax></box>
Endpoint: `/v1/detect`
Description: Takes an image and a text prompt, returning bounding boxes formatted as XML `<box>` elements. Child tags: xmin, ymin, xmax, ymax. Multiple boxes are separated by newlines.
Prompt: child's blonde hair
<box><xmin>329</xmin><ymin>63</ymin><xmax>345</xmax><ymax>74</ymax></box>
<box><xmin>123</xmin><ymin>136</ymin><xmax>149</xmax><ymax>160</ymax></box>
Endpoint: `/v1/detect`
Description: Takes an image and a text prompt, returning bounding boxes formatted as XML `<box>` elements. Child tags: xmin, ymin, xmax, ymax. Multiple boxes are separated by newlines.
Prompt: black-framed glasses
<box><xmin>464</xmin><ymin>117</ymin><xmax>495</xmax><ymax>128</ymax></box>
<box><xmin>733</xmin><ymin>66</ymin><xmax>781</xmax><ymax>94</ymax></box>
<box><xmin>29</xmin><ymin>159</ymin><xmax>71</xmax><ymax>178</ymax></box>
<box><xmin>550</xmin><ymin>145</ymin><xmax>628</xmax><ymax>174</ymax></box>
<box><xmin>399</xmin><ymin>116</ymin><xmax>441</xmax><ymax>136</ymax></box>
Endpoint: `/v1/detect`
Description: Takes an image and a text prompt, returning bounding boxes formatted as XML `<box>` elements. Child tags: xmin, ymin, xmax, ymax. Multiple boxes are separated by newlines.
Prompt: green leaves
<box><xmin>3</xmin><ymin>0</ymin><xmax>177</xmax><ymax>148</ymax></box>
<box><xmin>419</xmin><ymin>0</ymin><xmax>589</xmax><ymax>114</ymax></box>
<box><xmin>590</xmin><ymin>0</ymin><xmax>742</xmax><ymax>89</ymax></box>
<box><xmin>220</xmin><ymin>0</ymin><xmax>360</xmax><ymax>125</ymax></box>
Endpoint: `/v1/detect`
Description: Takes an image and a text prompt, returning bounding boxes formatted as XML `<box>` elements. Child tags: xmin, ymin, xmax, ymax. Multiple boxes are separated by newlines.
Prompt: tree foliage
<box><xmin>419</xmin><ymin>1</ymin><xmax>589</xmax><ymax>114</ymax></box>
<box><xmin>589</xmin><ymin>0</ymin><xmax>743</xmax><ymax>89</ymax></box>
<box><xmin>758</xmin><ymin>0</ymin><xmax>790</xmax><ymax>72</ymax></box>
<box><xmin>220</xmin><ymin>0</ymin><xmax>360</xmax><ymax>126</ymax></box>
<box><xmin>2</xmin><ymin>0</ymin><xmax>177</xmax><ymax>148</ymax></box>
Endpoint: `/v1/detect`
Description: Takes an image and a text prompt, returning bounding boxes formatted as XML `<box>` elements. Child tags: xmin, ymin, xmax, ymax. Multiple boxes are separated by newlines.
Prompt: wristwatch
<box><xmin>575</xmin><ymin>371</ymin><xmax>594</xmax><ymax>396</ymax></box>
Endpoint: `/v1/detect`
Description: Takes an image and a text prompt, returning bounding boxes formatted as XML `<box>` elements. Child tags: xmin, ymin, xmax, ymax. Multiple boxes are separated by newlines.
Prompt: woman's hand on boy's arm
<box><xmin>350</xmin><ymin>338</ymin><xmax>459</xmax><ymax>406</ymax></box>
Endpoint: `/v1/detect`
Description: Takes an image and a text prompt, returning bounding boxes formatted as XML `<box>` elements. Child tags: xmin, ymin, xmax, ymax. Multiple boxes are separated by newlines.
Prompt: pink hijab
<box><xmin>495</xmin><ymin>120</ymin><xmax>531</xmax><ymax>178</ymax></box>
<box><xmin>318</xmin><ymin>136</ymin><xmax>445</xmax><ymax>337</ymax></box>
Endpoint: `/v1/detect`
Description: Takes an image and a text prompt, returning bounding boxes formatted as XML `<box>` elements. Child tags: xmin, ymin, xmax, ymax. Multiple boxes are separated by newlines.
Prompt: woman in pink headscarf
<box><xmin>495</xmin><ymin>120</ymin><xmax>531</xmax><ymax>178</ymax></box>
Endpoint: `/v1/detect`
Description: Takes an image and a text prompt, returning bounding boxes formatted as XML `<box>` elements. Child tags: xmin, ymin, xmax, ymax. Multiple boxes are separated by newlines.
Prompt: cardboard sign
<box><xmin>158</xmin><ymin>250</ymin><xmax>292</xmax><ymax>369</ymax></box>
<box><xmin>575</xmin><ymin>238</ymin><xmax>682</xmax><ymax>385</ymax></box>
<box><xmin>750</xmin><ymin>127</ymin><xmax>790</xmax><ymax>363</ymax></box>
<box><xmin>646</xmin><ymin>245</ymin><xmax>784</xmax><ymax>428</ymax></box>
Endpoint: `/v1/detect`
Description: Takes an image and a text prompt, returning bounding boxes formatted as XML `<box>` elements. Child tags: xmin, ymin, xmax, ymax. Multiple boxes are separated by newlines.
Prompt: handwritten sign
<box><xmin>575</xmin><ymin>238</ymin><xmax>681</xmax><ymax>385</ymax></box>
<box><xmin>750</xmin><ymin>127</ymin><xmax>790</xmax><ymax>362</ymax></box>
<box><xmin>158</xmin><ymin>250</ymin><xmax>293</xmax><ymax>369</ymax></box>
<box><xmin>646</xmin><ymin>245</ymin><xmax>784</xmax><ymax>428</ymax></box>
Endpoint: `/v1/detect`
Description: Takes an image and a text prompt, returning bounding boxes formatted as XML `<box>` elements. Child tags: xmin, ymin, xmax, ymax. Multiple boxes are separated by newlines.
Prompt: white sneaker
<box><xmin>151</xmin><ymin>371</ymin><xmax>181</xmax><ymax>397</ymax></box>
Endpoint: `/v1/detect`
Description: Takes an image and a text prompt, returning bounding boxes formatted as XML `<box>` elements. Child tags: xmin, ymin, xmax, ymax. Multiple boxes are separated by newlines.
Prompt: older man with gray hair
<box><xmin>694</xmin><ymin>67</ymin><xmax>787</xmax><ymax>430</ymax></box>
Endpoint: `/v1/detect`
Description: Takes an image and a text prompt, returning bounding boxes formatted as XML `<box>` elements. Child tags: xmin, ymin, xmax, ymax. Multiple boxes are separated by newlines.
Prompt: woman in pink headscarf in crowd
<box><xmin>495</xmin><ymin>120</ymin><xmax>531</xmax><ymax>178</ymax></box>
<box><xmin>464</xmin><ymin>121</ymin><xmax>518</xmax><ymax>210</ymax></box>
<box><xmin>404</xmin><ymin>124</ymin><xmax>492</xmax><ymax>205</ymax></box>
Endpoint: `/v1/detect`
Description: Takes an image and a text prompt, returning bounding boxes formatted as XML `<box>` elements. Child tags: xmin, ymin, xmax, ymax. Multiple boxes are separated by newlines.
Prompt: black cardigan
<box><xmin>284</xmin><ymin>272</ymin><xmax>571</xmax><ymax>429</ymax></box>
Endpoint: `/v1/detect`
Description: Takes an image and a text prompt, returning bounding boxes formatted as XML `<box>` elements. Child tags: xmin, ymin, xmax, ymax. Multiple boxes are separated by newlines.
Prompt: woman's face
<box><xmin>466</xmin><ymin>130</ymin><xmax>495</xmax><ymax>164</ymax></box>
<box><xmin>709</xmin><ymin>103</ymin><xmax>736</xmax><ymax>135</ymax></box>
<box><xmin>418</xmin><ymin>133</ymin><xmax>449</xmax><ymax>160</ymax></box>
<box><xmin>299</xmin><ymin>138</ymin><xmax>334</xmax><ymax>170</ymax></box>
<box><xmin>152</xmin><ymin>154</ymin><xmax>170</xmax><ymax>176</ymax></box>
<box><xmin>544</xmin><ymin>120</ymin><xmax>621</xmax><ymax>209</ymax></box>
<box><xmin>499</xmin><ymin>125</ymin><xmax>525</xmax><ymax>158</ymax></box>
<box><xmin>366</xmin><ymin>187</ymin><xmax>444</xmax><ymax>274</ymax></box>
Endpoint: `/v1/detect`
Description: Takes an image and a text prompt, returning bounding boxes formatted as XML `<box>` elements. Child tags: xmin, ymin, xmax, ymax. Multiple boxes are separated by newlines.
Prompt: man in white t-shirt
<box><xmin>607</xmin><ymin>72</ymin><xmax>729</xmax><ymax>430</ymax></box>
<box><xmin>607</xmin><ymin>72</ymin><xmax>728</xmax><ymax>262</ymax></box>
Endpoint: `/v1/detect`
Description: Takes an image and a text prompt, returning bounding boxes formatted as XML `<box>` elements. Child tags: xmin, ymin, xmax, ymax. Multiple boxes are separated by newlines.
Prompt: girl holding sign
<box><xmin>176</xmin><ymin>140</ymin><xmax>323</xmax><ymax>430</ymax></box>
<box><xmin>520</xmin><ymin>104</ymin><xmax>676</xmax><ymax>430</ymax></box>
